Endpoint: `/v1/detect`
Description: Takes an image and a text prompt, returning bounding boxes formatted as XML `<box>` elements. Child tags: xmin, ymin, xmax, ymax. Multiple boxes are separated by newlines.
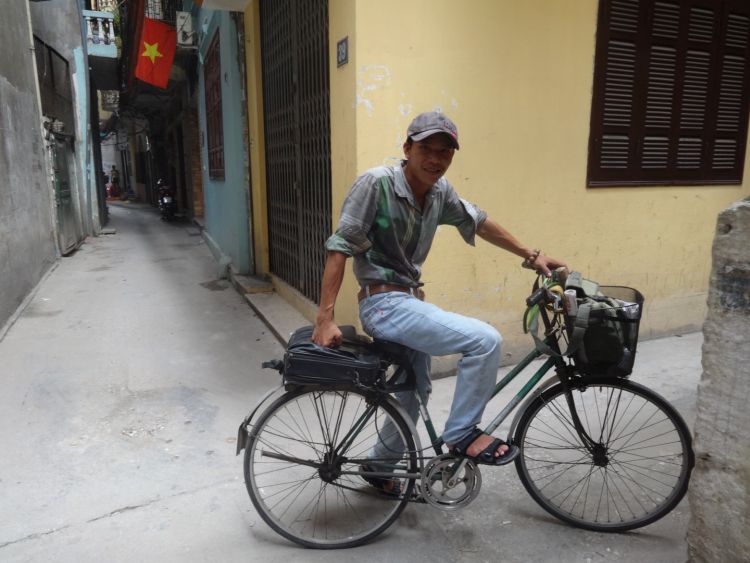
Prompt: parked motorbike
<box><xmin>157</xmin><ymin>179</ymin><xmax>177</xmax><ymax>221</ymax></box>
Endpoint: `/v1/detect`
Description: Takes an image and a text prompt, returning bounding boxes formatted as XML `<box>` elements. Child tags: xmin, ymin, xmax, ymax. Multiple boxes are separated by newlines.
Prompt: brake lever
<box><xmin>526</xmin><ymin>287</ymin><xmax>548</xmax><ymax>307</ymax></box>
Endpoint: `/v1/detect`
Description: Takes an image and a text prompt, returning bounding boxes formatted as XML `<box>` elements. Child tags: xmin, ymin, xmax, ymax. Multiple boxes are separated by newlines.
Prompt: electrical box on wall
<box><xmin>176</xmin><ymin>12</ymin><xmax>194</xmax><ymax>46</ymax></box>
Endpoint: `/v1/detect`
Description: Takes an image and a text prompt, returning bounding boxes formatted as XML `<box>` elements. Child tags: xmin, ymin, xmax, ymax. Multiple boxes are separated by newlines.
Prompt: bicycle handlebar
<box><xmin>526</xmin><ymin>267</ymin><xmax>570</xmax><ymax>308</ymax></box>
<box><xmin>526</xmin><ymin>287</ymin><xmax>548</xmax><ymax>307</ymax></box>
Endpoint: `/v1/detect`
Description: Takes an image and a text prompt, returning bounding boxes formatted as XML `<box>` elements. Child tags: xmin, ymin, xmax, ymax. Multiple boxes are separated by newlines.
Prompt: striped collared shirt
<box><xmin>325</xmin><ymin>163</ymin><xmax>487</xmax><ymax>288</ymax></box>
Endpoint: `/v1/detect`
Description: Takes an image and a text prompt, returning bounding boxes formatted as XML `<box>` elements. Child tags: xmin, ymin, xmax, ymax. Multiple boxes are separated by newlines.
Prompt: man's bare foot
<box><xmin>448</xmin><ymin>428</ymin><xmax>520</xmax><ymax>466</ymax></box>
<box><xmin>360</xmin><ymin>464</ymin><xmax>402</xmax><ymax>496</ymax></box>
<box><xmin>465</xmin><ymin>433</ymin><xmax>510</xmax><ymax>458</ymax></box>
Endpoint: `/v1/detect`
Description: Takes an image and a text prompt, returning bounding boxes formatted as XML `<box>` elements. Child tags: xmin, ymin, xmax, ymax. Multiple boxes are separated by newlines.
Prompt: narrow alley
<box><xmin>0</xmin><ymin>203</ymin><xmax>702</xmax><ymax>562</ymax></box>
<box><xmin>0</xmin><ymin>202</ymin><xmax>282</xmax><ymax>559</ymax></box>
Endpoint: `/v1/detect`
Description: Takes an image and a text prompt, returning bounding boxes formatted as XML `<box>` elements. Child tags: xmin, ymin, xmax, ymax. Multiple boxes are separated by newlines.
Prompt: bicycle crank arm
<box><xmin>446</xmin><ymin>458</ymin><xmax>470</xmax><ymax>488</ymax></box>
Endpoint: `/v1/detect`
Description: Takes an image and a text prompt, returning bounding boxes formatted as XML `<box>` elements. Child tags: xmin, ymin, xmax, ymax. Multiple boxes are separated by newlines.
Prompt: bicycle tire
<box><xmin>244</xmin><ymin>386</ymin><xmax>418</xmax><ymax>548</ymax></box>
<box><xmin>513</xmin><ymin>376</ymin><xmax>694</xmax><ymax>532</ymax></box>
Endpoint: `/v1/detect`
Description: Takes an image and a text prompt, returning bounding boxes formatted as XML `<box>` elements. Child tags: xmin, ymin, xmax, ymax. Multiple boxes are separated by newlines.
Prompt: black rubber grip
<box><xmin>526</xmin><ymin>287</ymin><xmax>546</xmax><ymax>307</ymax></box>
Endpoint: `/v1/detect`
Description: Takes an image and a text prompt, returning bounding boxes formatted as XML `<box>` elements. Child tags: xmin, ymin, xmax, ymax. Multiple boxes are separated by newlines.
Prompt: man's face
<box><xmin>403</xmin><ymin>133</ymin><xmax>456</xmax><ymax>188</ymax></box>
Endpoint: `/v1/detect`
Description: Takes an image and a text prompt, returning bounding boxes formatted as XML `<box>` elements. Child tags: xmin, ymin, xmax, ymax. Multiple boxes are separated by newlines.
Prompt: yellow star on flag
<box><xmin>141</xmin><ymin>41</ymin><xmax>163</xmax><ymax>64</ymax></box>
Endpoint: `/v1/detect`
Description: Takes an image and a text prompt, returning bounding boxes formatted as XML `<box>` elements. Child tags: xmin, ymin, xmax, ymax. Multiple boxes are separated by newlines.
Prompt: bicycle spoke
<box><xmin>608</xmin><ymin>402</ymin><xmax>659</xmax><ymax>450</ymax></box>
<box><xmin>535</xmin><ymin>453</ymin><xmax>597</xmax><ymax>491</ymax></box>
<box><xmin>608</xmin><ymin>408</ymin><xmax>668</xmax><ymax>445</ymax></box>
<box><xmin>611</xmin><ymin>426</ymin><xmax>682</xmax><ymax>450</ymax></box>
<box><xmin>246</xmin><ymin>388</ymin><xmax>417</xmax><ymax>547</ymax></box>
<box><xmin>606</xmin><ymin>466</ymin><xmax>648</xmax><ymax>518</ymax></box>
<box><xmin>606</xmin><ymin>462</ymin><xmax>664</xmax><ymax>506</ymax></box>
<box><xmin>272</xmin><ymin>472</ymin><xmax>319</xmax><ymax>516</ymax></box>
<box><xmin>541</xmin><ymin>397</ymin><xmax>584</xmax><ymax>440</ymax></box>
<box><xmin>608</xmin><ymin>457</ymin><xmax>680</xmax><ymax>490</ymax></box>
<box><xmin>546</xmin><ymin>463</ymin><xmax>597</xmax><ymax>504</ymax></box>
<box><xmin>608</xmin><ymin>467</ymin><xmax>672</xmax><ymax>511</ymax></box>
<box><xmin>610</xmin><ymin>449</ymin><xmax>685</xmax><ymax>467</ymax></box>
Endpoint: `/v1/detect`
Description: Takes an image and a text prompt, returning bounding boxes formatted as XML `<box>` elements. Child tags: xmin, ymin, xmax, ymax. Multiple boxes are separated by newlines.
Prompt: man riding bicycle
<box><xmin>312</xmin><ymin>112</ymin><xmax>566</xmax><ymax>489</ymax></box>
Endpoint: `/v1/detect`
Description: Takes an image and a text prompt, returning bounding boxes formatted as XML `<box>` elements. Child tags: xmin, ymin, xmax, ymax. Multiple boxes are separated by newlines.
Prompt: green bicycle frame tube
<box><xmin>483</xmin><ymin>356</ymin><xmax>557</xmax><ymax>437</ymax></box>
<box><xmin>422</xmin><ymin>344</ymin><xmax>560</xmax><ymax>449</ymax></box>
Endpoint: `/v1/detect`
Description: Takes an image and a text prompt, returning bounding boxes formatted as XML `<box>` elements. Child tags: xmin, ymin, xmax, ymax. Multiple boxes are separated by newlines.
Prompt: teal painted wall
<box><xmin>197</xmin><ymin>10</ymin><xmax>251</xmax><ymax>275</ymax></box>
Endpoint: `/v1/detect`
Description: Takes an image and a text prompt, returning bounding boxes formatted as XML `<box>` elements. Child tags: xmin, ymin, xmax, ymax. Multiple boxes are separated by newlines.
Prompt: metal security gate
<box><xmin>260</xmin><ymin>0</ymin><xmax>331</xmax><ymax>303</ymax></box>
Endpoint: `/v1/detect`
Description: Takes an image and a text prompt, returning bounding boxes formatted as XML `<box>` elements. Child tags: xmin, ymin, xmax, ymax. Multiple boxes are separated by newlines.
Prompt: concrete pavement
<box><xmin>0</xmin><ymin>202</ymin><xmax>702</xmax><ymax>562</ymax></box>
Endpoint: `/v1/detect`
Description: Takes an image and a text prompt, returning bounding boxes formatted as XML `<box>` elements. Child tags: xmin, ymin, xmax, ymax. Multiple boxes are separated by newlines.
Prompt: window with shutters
<box><xmin>205</xmin><ymin>31</ymin><xmax>224</xmax><ymax>180</ymax></box>
<box><xmin>587</xmin><ymin>0</ymin><xmax>750</xmax><ymax>186</ymax></box>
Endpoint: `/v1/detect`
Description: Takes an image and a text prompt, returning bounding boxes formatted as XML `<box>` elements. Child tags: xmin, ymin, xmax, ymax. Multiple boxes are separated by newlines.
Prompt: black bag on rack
<box><xmin>282</xmin><ymin>326</ymin><xmax>384</xmax><ymax>387</ymax></box>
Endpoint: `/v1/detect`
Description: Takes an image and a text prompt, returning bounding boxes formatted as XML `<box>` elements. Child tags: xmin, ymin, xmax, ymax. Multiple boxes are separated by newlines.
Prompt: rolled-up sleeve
<box><xmin>325</xmin><ymin>173</ymin><xmax>380</xmax><ymax>255</ymax></box>
<box><xmin>438</xmin><ymin>184</ymin><xmax>487</xmax><ymax>246</ymax></box>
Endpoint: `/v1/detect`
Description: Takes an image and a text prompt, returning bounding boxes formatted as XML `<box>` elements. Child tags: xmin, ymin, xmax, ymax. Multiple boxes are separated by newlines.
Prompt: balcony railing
<box><xmin>84</xmin><ymin>10</ymin><xmax>118</xmax><ymax>89</ymax></box>
<box><xmin>83</xmin><ymin>10</ymin><xmax>117</xmax><ymax>56</ymax></box>
<box><xmin>145</xmin><ymin>0</ymin><xmax>178</xmax><ymax>26</ymax></box>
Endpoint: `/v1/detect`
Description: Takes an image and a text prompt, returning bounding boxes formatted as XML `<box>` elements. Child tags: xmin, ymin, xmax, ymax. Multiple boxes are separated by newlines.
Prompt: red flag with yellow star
<box><xmin>134</xmin><ymin>18</ymin><xmax>176</xmax><ymax>89</ymax></box>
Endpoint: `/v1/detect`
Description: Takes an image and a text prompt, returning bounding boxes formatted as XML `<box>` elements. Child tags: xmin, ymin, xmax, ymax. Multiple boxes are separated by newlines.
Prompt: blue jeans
<box><xmin>359</xmin><ymin>291</ymin><xmax>502</xmax><ymax>455</ymax></box>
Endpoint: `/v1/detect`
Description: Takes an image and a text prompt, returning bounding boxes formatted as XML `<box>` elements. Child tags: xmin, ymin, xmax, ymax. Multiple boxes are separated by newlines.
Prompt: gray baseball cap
<box><xmin>406</xmin><ymin>112</ymin><xmax>460</xmax><ymax>149</ymax></box>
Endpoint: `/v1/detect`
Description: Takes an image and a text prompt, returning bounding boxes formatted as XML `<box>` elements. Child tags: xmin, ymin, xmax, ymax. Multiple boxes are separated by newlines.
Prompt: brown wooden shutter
<box><xmin>587</xmin><ymin>0</ymin><xmax>750</xmax><ymax>186</ymax></box>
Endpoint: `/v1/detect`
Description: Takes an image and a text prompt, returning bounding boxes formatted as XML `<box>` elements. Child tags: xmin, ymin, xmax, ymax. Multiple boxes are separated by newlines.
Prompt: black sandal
<box><xmin>360</xmin><ymin>464</ymin><xmax>403</xmax><ymax>497</ymax></box>
<box><xmin>449</xmin><ymin>427</ymin><xmax>520</xmax><ymax>466</ymax></box>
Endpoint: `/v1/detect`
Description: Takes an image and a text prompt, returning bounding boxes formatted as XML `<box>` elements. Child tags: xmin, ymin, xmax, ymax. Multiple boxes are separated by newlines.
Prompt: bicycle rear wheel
<box><xmin>513</xmin><ymin>377</ymin><xmax>694</xmax><ymax>532</ymax></box>
<box><xmin>244</xmin><ymin>387</ymin><xmax>418</xmax><ymax>548</ymax></box>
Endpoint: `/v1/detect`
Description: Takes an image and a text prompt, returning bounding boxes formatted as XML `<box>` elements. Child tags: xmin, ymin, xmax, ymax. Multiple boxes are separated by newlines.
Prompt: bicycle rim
<box><xmin>245</xmin><ymin>387</ymin><xmax>417</xmax><ymax>548</ymax></box>
<box><xmin>514</xmin><ymin>377</ymin><xmax>694</xmax><ymax>532</ymax></box>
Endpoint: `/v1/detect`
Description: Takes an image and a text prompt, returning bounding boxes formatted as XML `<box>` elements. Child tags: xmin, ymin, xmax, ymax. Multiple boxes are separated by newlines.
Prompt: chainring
<box><xmin>421</xmin><ymin>453</ymin><xmax>482</xmax><ymax>511</ymax></box>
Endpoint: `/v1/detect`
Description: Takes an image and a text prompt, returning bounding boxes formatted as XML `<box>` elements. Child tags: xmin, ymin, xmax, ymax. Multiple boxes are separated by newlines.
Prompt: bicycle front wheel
<box><xmin>513</xmin><ymin>377</ymin><xmax>694</xmax><ymax>532</ymax></box>
<box><xmin>244</xmin><ymin>387</ymin><xmax>418</xmax><ymax>548</ymax></box>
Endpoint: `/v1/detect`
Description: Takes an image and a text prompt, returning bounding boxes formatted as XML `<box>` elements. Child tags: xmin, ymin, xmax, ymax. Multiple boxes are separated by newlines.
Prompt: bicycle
<box><xmin>236</xmin><ymin>272</ymin><xmax>695</xmax><ymax>549</ymax></box>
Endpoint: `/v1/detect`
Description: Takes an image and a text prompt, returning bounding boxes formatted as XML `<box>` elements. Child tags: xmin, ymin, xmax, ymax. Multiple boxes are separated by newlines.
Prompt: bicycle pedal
<box><xmin>409</xmin><ymin>482</ymin><xmax>427</xmax><ymax>503</ymax></box>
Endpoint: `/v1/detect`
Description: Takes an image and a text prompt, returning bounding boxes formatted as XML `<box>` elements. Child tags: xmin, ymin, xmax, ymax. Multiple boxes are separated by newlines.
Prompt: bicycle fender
<box><xmin>506</xmin><ymin>376</ymin><xmax>561</xmax><ymax>443</ymax></box>
<box><xmin>235</xmin><ymin>384</ymin><xmax>285</xmax><ymax>455</ymax></box>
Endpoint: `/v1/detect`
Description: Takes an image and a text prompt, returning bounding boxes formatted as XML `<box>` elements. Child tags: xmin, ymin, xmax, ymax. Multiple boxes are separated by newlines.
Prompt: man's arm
<box><xmin>477</xmin><ymin>217</ymin><xmax>565</xmax><ymax>276</ymax></box>
<box><xmin>312</xmin><ymin>251</ymin><xmax>349</xmax><ymax>347</ymax></box>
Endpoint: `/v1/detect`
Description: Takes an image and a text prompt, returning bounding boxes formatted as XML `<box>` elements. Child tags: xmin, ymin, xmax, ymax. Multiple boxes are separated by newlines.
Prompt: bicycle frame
<box><xmin>418</xmin><ymin>338</ymin><xmax>563</xmax><ymax>457</ymax></box>
<box><xmin>242</xmin><ymin>274</ymin><xmax>694</xmax><ymax>545</ymax></box>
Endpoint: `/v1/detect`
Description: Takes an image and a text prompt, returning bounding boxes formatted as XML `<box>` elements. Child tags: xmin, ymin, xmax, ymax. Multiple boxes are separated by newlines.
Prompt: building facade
<box><xmin>1</xmin><ymin>0</ymin><xmax>116</xmax><ymax>332</ymax></box>
<box><xmin>196</xmin><ymin>8</ymin><xmax>253</xmax><ymax>275</ymax></box>
<box><xmin>239</xmin><ymin>0</ymin><xmax>750</xmax><ymax>360</ymax></box>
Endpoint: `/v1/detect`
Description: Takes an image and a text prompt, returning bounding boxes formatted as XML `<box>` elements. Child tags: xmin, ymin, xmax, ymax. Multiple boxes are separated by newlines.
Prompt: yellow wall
<box><xmin>328</xmin><ymin>0</ymin><xmax>360</xmax><ymax>322</ymax></box>
<box><xmin>320</xmin><ymin>0</ymin><xmax>749</xmax><ymax>362</ymax></box>
<box><xmin>244</xmin><ymin>1</ymin><xmax>269</xmax><ymax>275</ymax></box>
<box><xmin>244</xmin><ymin>0</ymin><xmax>749</xmax><ymax>362</ymax></box>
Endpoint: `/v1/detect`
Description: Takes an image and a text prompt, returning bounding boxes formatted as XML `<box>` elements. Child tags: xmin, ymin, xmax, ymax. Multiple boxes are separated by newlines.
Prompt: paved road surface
<box><xmin>0</xmin><ymin>203</ymin><xmax>701</xmax><ymax>562</ymax></box>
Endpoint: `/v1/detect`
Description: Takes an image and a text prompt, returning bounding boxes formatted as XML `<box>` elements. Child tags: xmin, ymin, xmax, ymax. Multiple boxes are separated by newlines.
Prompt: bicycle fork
<box><xmin>559</xmin><ymin>378</ymin><xmax>617</xmax><ymax>466</ymax></box>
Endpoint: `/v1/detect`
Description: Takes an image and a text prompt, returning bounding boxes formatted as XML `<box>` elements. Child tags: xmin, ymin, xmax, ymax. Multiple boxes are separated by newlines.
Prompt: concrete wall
<box><xmin>0</xmin><ymin>1</ymin><xmax>58</xmax><ymax>330</ymax></box>
<box><xmin>688</xmin><ymin>197</ymin><xmax>750</xmax><ymax>562</ymax></box>
<box><xmin>30</xmin><ymin>0</ymin><xmax>100</xmax><ymax>237</ymax></box>
<box><xmin>29</xmin><ymin>0</ymin><xmax>83</xmax><ymax>62</ymax></box>
<box><xmin>197</xmin><ymin>10</ymin><xmax>252</xmax><ymax>274</ymax></box>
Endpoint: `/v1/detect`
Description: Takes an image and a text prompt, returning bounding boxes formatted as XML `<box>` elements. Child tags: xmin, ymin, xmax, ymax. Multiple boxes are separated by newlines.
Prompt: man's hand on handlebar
<box><xmin>312</xmin><ymin>319</ymin><xmax>343</xmax><ymax>348</ymax></box>
<box><xmin>532</xmin><ymin>254</ymin><xmax>567</xmax><ymax>278</ymax></box>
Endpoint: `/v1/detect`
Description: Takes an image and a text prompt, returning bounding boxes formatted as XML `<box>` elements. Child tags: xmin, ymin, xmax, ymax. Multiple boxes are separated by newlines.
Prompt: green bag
<box><xmin>526</xmin><ymin>272</ymin><xmax>644</xmax><ymax>377</ymax></box>
<box><xmin>570</xmin><ymin>296</ymin><xmax>628</xmax><ymax>367</ymax></box>
<box><xmin>565</xmin><ymin>272</ymin><xmax>644</xmax><ymax>376</ymax></box>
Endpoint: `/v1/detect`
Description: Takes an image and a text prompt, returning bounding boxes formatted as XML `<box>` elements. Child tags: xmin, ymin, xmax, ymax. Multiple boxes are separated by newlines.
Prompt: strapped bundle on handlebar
<box><xmin>524</xmin><ymin>270</ymin><xmax>645</xmax><ymax>378</ymax></box>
